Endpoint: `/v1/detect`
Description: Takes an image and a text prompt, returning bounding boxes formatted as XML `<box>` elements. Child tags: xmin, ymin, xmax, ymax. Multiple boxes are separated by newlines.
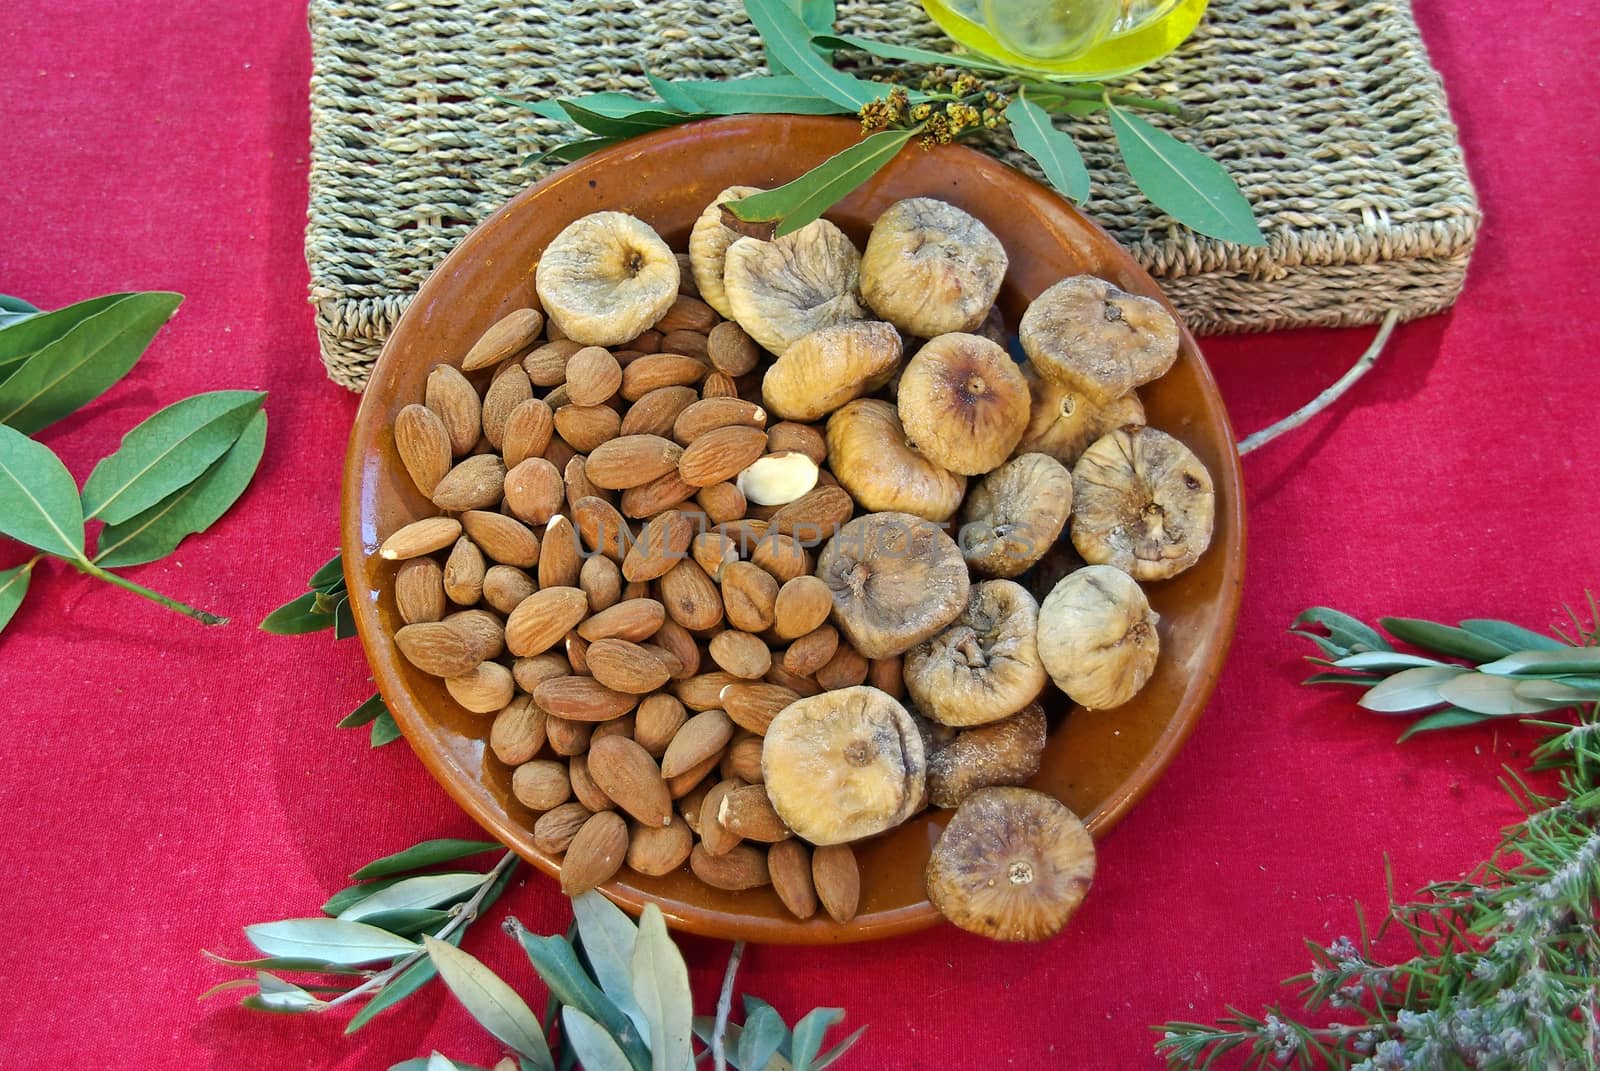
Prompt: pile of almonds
<box><xmin>375</xmin><ymin>190</ymin><xmax>1216</xmax><ymax>941</ymax></box>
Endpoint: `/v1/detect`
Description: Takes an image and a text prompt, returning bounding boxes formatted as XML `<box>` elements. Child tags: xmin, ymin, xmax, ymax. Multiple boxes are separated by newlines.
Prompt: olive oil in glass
<box><xmin>920</xmin><ymin>0</ymin><xmax>1208</xmax><ymax>79</ymax></box>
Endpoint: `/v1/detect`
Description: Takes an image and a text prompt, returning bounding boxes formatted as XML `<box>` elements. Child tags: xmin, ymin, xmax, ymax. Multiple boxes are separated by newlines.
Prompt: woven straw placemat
<box><xmin>307</xmin><ymin>0</ymin><xmax>1479</xmax><ymax>391</ymax></box>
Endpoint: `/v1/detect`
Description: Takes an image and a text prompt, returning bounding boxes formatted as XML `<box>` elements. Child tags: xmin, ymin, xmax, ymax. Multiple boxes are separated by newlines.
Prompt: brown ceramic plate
<box><xmin>342</xmin><ymin>114</ymin><xmax>1245</xmax><ymax>944</ymax></box>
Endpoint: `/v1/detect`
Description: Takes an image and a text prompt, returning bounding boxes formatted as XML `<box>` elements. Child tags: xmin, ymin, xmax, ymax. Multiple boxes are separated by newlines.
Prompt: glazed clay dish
<box><xmin>342</xmin><ymin>114</ymin><xmax>1245</xmax><ymax>944</ymax></box>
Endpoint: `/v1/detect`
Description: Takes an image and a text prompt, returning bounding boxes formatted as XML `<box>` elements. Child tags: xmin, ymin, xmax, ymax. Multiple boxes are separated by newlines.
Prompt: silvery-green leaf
<box><xmin>339</xmin><ymin>693</ymin><xmax>389</xmax><ymax>730</ymax></box>
<box><xmin>322</xmin><ymin>874</ymin><xmax>409</xmax><ymax>916</ymax></box>
<box><xmin>1302</xmin><ymin>672</ymin><xmax>1380</xmax><ymax>688</ymax></box>
<box><xmin>0</xmin><ymin>563</ymin><xmax>32</xmax><ymax>636</ymax></box>
<box><xmin>1479</xmin><ymin>649</ymin><xmax>1600</xmax><ymax>676</ymax></box>
<box><xmin>506</xmin><ymin>919</ymin><xmax>650</xmax><ymax>1069</ymax></box>
<box><xmin>1292</xmin><ymin>607</ymin><xmax>1392</xmax><ymax>655</ymax></box>
<box><xmin>738</xmin><ymin>1004</ymin><xmax>787</xmax><ymax>1071</ymax></box>
<box><xmin>1512</xmin><ymin>678</ymin><xmax>1600</xmax><ymax>703</ymax></box>
<box><xmin>80</xmin><ymin>390</ymin><xmax>264</xmax><ymax>523</ymax></box>
<box><xmin>245</xmin><ymin>918</ymin><xmax>419</xmax><ymax>966</ymax></box>
<box><xmin>646</xmin><ymin>76</ymin><xmax>846</xmax><ymax>117</ymax></box>
<box><xmin>788</xmin><ymin>1008</ymin><xmax>842</xmax><ymax>1071</ymax></box>
<box><xmin>1109</xmin><ymin>107</ymin><xmax>1264</xmax><ymax>246</ymax></box>
<box><xmin>1460</xmin><ymin>619</ymin><xmax>1565</xmax><ymax>652</ymax></box>
<box><xmin>631</xmin><ymin>904</ymin><xmax>692</xmax><ymax>1071</ymax></box>
<box><xmin>424</xmin><ymin>935</ymin><xmax>554</xmax><ymax>1070</ymax></box>
<box><xmin>572</xmin><ymin>891</ymin><xmax>648</xmax><ymax>1039</ymax></box>
<box><xmin>563</xmin><ymin>1007</ymin><xmax>633</xmax><ymax>1071</ymax></box>
<box><xmin>0</xmin><ymin>422</ymin><xmax>85</xmax><ymax>559</ymax></box>
<box><xmin>1006</xmin><ymin>95</ymin><xmax>1090</xmax><ymax>203</ymax></box>
<box><xmin>1290</xmin><ymin>629</ymin><xmax>1354</xmax><ymax>661</ymax></box>
<box><xmin>201</xmin><ymin>951</ymin><xmax>366</xmax><ymax>973</ymax></box>
<box><xmin>0</xmin><ymin>293</ymin><xmax>127</xmax><ymax>381</ymax></box>
<box><xmin>0</xmin><ymin>291</ymin><xmax>182</xmax><ymax>433</ymax></box>
<box><xmin>1396</xmin><ymin>707</ymin><xmax>1495</xmax><ymax>741</ymax></box>
<box><xmin>1378</xmin><ymin>617</ymin><xmax>1511</xmax><ymax>662</ymax></box>
<box><xmin>389</xmin><ymin>1059</ymin><xmax>491</xmax><ymax>1071</ymax></box>
<box><xmin>346</xmin><ymin>931</ymin><xmax>457</xmax><ymax>1035</ymax></box>
<box><xmin>338</xmin><ymin>872</ymin><xmax>484</xmax><ymax>921</ymax></box>
<box><xmin>427</xmin><ymin>1052</ymin><xmax>463</xmax><ymax>1071</ymax></box>
<box><xmin>251</xmin><ymin>971</ymin><xmax>328</xmax><ymax>1012</ymax></box>
<box><xmin>355</xmin><ymin>907</ymin><xmax>451</xmax><ymax>937</ymax></box>
<box><xmin>371</xmin><ymin>709</ymin><xmax>404</xmax><ymax>747</ymax></box>
<box><xmin>1333</xmin><ymin>652</ymin><xmax>1446</xmax><ymax>672</ymax></box>
<box><xmin>744</xmin><ymin>0</ymin><xmax>878</xmax><ymax>110</ymax></box>
<box><xmin>93</xmin><ymin>408</ymin><xmax>267</xmax><ymax>567</ymax></box>
<box><xmin>809</xmin><ymin>1024</ymin><xmax>866</xmax><ymax>1070</ymax></box>
<box><xmin>1357</xmin><ymin>665</ymin><xmax>1467</xmax><ymax>714</ymax></box>
<box><xmin>1436</xmin><ymin>673</ymin><xmax>1567</xmax><ymax>716</ymax></box>
<box><xmin>0</xmin><ymin>295</ymin><xmax>39</xmax><ymax>332</ymax></box>
<box><xmin>352</xmin><ymin>837</ymin><xmax>504</xmax><ymax>879</ymax></box>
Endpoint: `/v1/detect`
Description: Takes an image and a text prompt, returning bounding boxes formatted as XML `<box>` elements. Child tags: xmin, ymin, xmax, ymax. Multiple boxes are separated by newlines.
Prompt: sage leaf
<box><xmin>813</xmin><ymin>34</ymin><xmax>1010</xmax><ymax>72</ymax></box>
<box><xmin>0</xmin><ymin>422</ymin><xmax>85</xmax><ymax>559</ymax></box>
<box><xmin>308</xmin><ymin>552</ymin><xmax>346</xmax><ymax>592</ymax></box>
<box><xmin>0</xmin><ymin>291</ymin><xmax>182</xmax><ymax>433</ymax></box>
<box><xmin>0</xmin><ymin>293</ymin><xmax>129</xmax><ymax>381</ymax></box>
<box><xmin>250</xmin><ymin>971</ymin><xmax>328</xmax><ymax>1013</ymax></box>
<box><xmin>1357</xmin><ymin>665</ymin><xmax>1467</xmax><ymax>714</ymax></box>
<box><xmin>507</xmin><ymin>919</ymin><xmax>649</xmax><ymax>1069</ymax></box>
<box><xmin>244</xmin><ymin>917</ymin><xmax>419</xmax><ymax>965</ymax></box>
<box><xmin>424</xmin><ymin>935</ymin><xmax>554</xmax><ymax>1070</ymax></box>
<box><xmin>1436</xmin><ymin>673</ymin><xmax>1567</xmax><ymax>716</ymax></box>
<box><xmin>1107</xmin><ymin>107</ymin><xmax>1264</xmax><ymax>247</ymax></box>
<box><xmin>562</xmin><ymin>1007</ymin><xmax>633</xmax><ymax>1071</ymax></box>
<box><xmin>338</xmin><ymin>693</ymin><xmax>390</xmax><ymax>730</ymax></box>
<box><xmin>346</xmin><ymin>932</ymin><xmax>456</xmax><ymax>1035</ymax></box>
<box><xmin>1292</xmin><ymin>608</ymin><xmax>1393</xmax><ymax>654</ymax></box>
<box><xmin>81</xmin><ymin>389</ymin><xmax>264</xmax><ymax>523</ymax></box>
<box><xmin>789</xmin><ymin>1007</ymin><xmax>843</xmax><ymax>1071</ymax></box>
<box><xmin>1006</xmin><ymin>95</ymin><xmax>1090</xmax><ymax>203</ymax></box>
<box><xmin>337</xmin><ymin>872</ymin><xmax>485</xmax><ymax>920</ymax></box>
<box><xmin>729</xmin><ymin>127</ymin><xmax>918</xmax><ymax>237</ymax></box>
<box><xmin>1333</xmin><ymin>652</ymin><xmax>1447</xmax><ymax>672</ymax></box>
<box><xmin>744</xmin><ymin>0</ymin><xmax>879</xmax><ymax>110</ymax></box>
<box><xmin>0</xmin><ymin>563</ymin><xmax>31</xmax><ymax>636</ymax></box>
<box><xmin>650</xmin><ymin>76</ymin><xmax>848</xmax><ymax>117</ymax></box>
<box><xmin>631</xmin><ymin>904</ymin><xmax>693</xmax><ymax>1071</ymax></box>
<box><xmin>1378</xmin><ymin>617</ymin><xmax>1512</xmax><ymax>662</ymax></box>
<box><xmin>1479</xmin><ymin>649</ymin><xmax>1600</xmax><ymax>676</ymax></box>
<box><xmin>93</xmin><ymin>408</ymin><xmax>267</xmax><ymax>568</ymax></box>
<box><xmin>1459</xmin><ymin>619</ymin><xmax>1565</xmax><ymax>653</ymax></box>
<box><xmin>259</xmin><ymin>591</ymin><xmax>334</xmax><ymax>634</ymax></box>
<box><xmin>809</xmin><ymin>1024</ymin><xmax>866</xmax><ymax>1069</ymax></box>
<box><xmin>738</xmin><ymin>1003</ymin><xmax>787</xmax><ymax>1071</ymax></box>
<box><xmin>371</xmin><ymin>708</ymin><xmax>404</xmax><ymax>747</ymax></box>
<box><xmin>571</xmin><ymin>891</ymin><xmax>649</xmax><ymax>1040</ymax></box>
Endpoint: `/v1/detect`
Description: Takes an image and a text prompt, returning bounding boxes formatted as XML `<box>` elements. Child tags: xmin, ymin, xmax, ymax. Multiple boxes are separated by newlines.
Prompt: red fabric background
<box><xmin>1</xmin><ymin>3</ymin><xmax>1596</xmax><ymax>1067</ymax></box>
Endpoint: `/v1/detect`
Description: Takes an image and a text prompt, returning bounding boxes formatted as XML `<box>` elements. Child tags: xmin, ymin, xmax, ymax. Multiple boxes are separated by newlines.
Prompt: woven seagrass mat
<box><xmin>307</xmin><ymin>0</ymin><xmax>1480</xmax><ymax>391</ymax></box>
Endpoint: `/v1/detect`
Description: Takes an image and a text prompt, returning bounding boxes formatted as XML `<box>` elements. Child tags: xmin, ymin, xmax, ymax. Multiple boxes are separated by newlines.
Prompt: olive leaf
<box><xmin>1291</xmin><ymin>607</ymin><xmax>1394</xmax><ymax>656</ymax></box>
<box><xmin>244</xmin><ymin>918</ymin><xmax>420</xmax><ymax>966</ymax></box>
<box><xmin>0</xmin><ymin>292</ymin><xmax>128</xmax><ymax>380</ymax></box>
<box><xmin>355</xmin><ymin>909</ymin><xmax>455</xmax><ymax>937</ymax></box>
<box><xmin>630</xmin><ymin>904</ymin><xmax>693</xmax><ymax>1071</ymax></box>
<box><xmin>1435</xmin><ymin>674</ymin><xmax>1569</xmax><ymax>717</ymax></box>
<box><xmin>93</xmin><ymin>408</ymin><xmax>267</xmax><ymax>568</ymax></box>
<box><xmin>0</xmin><ymin>295</ymin><xmax>40</xmax><ymax>331</ymax></box>
<box><xmin>571</xmin><ymin>891</ymin><xmax>649</xmax><ymax>1039</ymax></box>
<box><xmin>249</xmin><ymin>971</ymin><xmax>329</xmax><ymax>1013</ymax></box>
<box><xmin>307</xmin><ymin>551</ymin><xmax>346</xmax><ymax>592</ymax></box>
<box><xmin>338</xmin><ymin>692</ymin><xmax>389</xmax><ymax>730</ymax></box>
<box><xmin>805</xmin><ymin>1025</ymin><xmax>866</xmax><ymax>1070</ymax></box>
<box><xmin>0</xmin><ymin>291</ymin><xmax>182</xmax><ymax>434</ymax></box>
<box><xmin>728</xmin><ymin>127</ymin><xmax>919</xmax><ymax>237</ymax></box>
<box><xmin>0</xmin><ymin>421</ymin><xmax>85</xmax><ymax>559</ymax></box>
<box><xmin>424</xmin><ymin>934</ymin><xmax>554</xmax><ymax>1070</ymax></box>
<box><xmin>1006</xmin><ymin>94</ymin><xmax>1090</xmax><ymax>203</ymax></box>
<box><xmin>0</xmin><ymin>563</ymin><xmax>32</xmax><ymax>636</ymax></box>
<box><xmin>562</xmin><ymin>1007</ymin><xmax>634</xmax><ymax>1071</ymax></box>
<box><xmin>507</xmin><ymin>918</ymin><xmax>649</xmax><ymax>1067</ymax></box>
<box><xmin>743</xmin><ymin>0</ymin><xmax>879</xmax><ymax>110</ymax></box>
<box><xmin>737</xmin><ymin>1003</ymin><xmax>787</xmax><ymax>1071</ymax></box>
<box><xmin>1357</xmin><ymin>665</ymin><xmax>1468</xmax><ymax>714</ymax></box>
<box><xmin>347</xmin><ymin>950</ymin><xmax>442</xmax><ymax>1035</ymax></box>
<box><xmin>1107</xmin><ymin>106</ymin><xmax>1264</xmax><ymax>247</ymax></box>
<box><xmin>371</xmin><ymin>708</ymin><xmax>404</xmax><ymax>747</ymax></box>
<box><xmin>1459</xmin><ymin>619</ymin><xmax>1567</xmax><ymax>653</ymax></box>
<box><xmin>788</xmin><ymin>1007</ymin><xmax>844</xmax><ymax>1071</ymax></box>
<box><xmin>336</xmin><ymin>872</ymin><xmax>485</xmax><ymax>921</ymax></box>
<box><xmin>1332</xmin><ymin>652</ymin><xmax>1447</xmax><ymax>672</ymax></box>
<box><xmin>352</xmin><ymin>837</ymin><xmax>502</xmax><ymax>880</ymax></box>
<box><xmin>1378</xmin><ymin>617</ymin><xmax>1512</xmax><ymax>662</ymax></box>
<box><xmin>81</xmin><ymin>389</ymin><xmax>265</xmax><ymax>523</ymax></box>
<box><xmin>388</xmin><ymin>1057</ymin><xmax>492</xmax><ymax>1071</ymax></box>
<box><xmin>1478</xmin><ymin>649</ymin><xmax>1600</xmax><ymax>676</ymax></box>
<box><xmin>259</xmin><ymin>590</ymin><xmax>336</xmax><ymax>634</ymax></box>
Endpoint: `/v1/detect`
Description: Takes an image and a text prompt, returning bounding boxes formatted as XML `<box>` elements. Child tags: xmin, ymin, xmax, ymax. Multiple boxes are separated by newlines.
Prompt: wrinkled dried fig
<box><xmin>761</xmin><ymin>685</ymin><xmax>926</xmax><ymax>845</ymax></box>
<box><xmin>536</xmin><ymin>211</ymin><xmax>680</xmax><ymax>347</ymax></box>
<box><xmin>925</xmin><ymin>786</ymin><xmax>1095</xmax><ymax>942</ymax></box>
<box><xmin>1018</xmin><ymin>276</ymin><xmax>1178</xmax><ymax>403</ymax></box>
<box><xmin>723</xmin><ymin>219</ymin><xmax>867</xmax><ymax>355</ymax></box>
<box><xmin>816</xmin><ymin>511</ymin><xmax>970</xmax><ymax>659</ymax></box>
<box><xmin>1014</xmin><ymin>365</ymin><xmax>1145</xmax><ymax>465</ymax></box>
<box><xmin>897</xmin><ymin>333</ymin><xmax>1029</xmax><ymax>475</ymax></box>
<box><xmin>958</xmin><ymin>453</ymin><xmax>1073</xmax><ymax>578</ymax></box>
<box><xmin>860</xmin><ymin>197</ymin><xmax>1008</xmax><ymax>337</ymax></box>
<box><xmin>904</xmin><ymin>580</ymin><xmax>1047</xmax><ymax>726</ymax></box>
<box><xmin>1071</xmin><ymin>425</ymin><xmax>1214</xmax><ymax>580</ymax></box>
<box><xmin>926</xmin><ymin>702</ymin><xmax>1047</xmax><ymax>808</ymax></box>
<box><xmin>1037</xmin><ymin>565</ymin><xmax>1159</xmax><ymax>710</ymax></box>
<box><xmin>688</xmin><ymin>185</ymin><xmax>764</xmax><ymax>319</ymax></box>
<box><xmin>825</xmin><ymin>399</ymin><xmax>965</xmax><ymax>522</ymax></box>
<box><xmin>761</xmin><ymin>321</ymin><xmax>902</xmax><ymax>422</ymax></box>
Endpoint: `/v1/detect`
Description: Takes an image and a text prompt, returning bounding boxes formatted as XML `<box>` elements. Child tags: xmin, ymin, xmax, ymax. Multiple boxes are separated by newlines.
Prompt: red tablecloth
<box><xmin>2</xmin><ymin>3</ymin><xmax>1596</xmax><ymax>1067</ymax></box>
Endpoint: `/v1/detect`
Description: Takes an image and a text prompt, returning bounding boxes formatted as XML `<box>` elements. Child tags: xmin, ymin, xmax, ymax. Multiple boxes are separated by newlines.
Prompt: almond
<box><xmin>432</xmin><ymin>454</ymin><xmax>507</xmax><ymax>511</ymax></box>
<box><xmin>768</xmin><ymin>485</ymin><xmax>852</xmax><ymax>541</ymax></box>
<box><xmin>697</xmin><ymin>778</ymin><xmax>746</xmax><ymax>856</ymax></box>
<box><xmin>781</xmin><ymin>625</ymin><xmax>839</xmax><ymax>678</ymax></box>
<box><xmin>504</xmin><ymin>586</ymin><xmax>588</xmax><ymax>657</ymax></box>
<box><xmin>482</xmin><ymin>366</ymin><xmax>533</xmax><ymax>449</ymax></box>
<box><xmin>679</xmin><ymin>782</ymin><xmax>712</xmax><ymax>835</ymax></box>
<box><xmin>477</xmin><ymin>564</ymin><xmax>533</xmax><ymax>615</ymax></box>
<box><xmin>690</xmin><ymin>531</ymin><xmax>737</xmax><ymax>579</ymax></box>
<box><xmin>565</xmin><ymin>632</ymin><xmax>590</xmax><ymax>674</ymax></box>
<box><xmin>546</xmin><ymin>715</ymin><xmax>594</xmax><ymax>756</ymax></box>
<box><xmin>815</xmin><ymin>643</ymin><xmax>869</xmax><ymax>690</ymax></box>
<box><xmin>532</xmin><ymin>801</ymin><xmax>591</xmax><ymax>854</ymax></box>
<box><xmin>461</xmin><ymin>510</ymin><xmax>541</xmax><ymax>569</ymax></box>
<box><xmin>523</xmin><ymin>337</ymin><xmax>580</xmax><ymax>386</ymax></box>
<box><xmin>512</xmin><ymin>652</ymin><xmax>571</xmax><ymax>693</ymax></box>
<box><xmin>447</xmin><ymin>609</ymin><xmax>506</xmax><ymax>662</ymax></box>
<box><xmin>707</xmin><ymin>321</ymin><xmax>759</xmax><ymax>376</ymax></box>
<box><xmin>650</xmin><ymin>619</ymin><xmax>702</xmax><ymax>679</ymax></box>
<box><xmin>503</xmin><ymin>458</ymin><xmax>563</xmax><ymax>526</ymax></box>
<box><xmin>571</xmin><ymin>496</ymin><xmax>629</xmax><ymax>562</ymax></box>
<box><xmin>673</xmin><ymin>671</ymin><xmax>744</xmax><ymax>712</ymax></box>
<box><xmin>586</xmin><ymin>639</ymin><xmax>672</xmax><ymax>694</ymax></box>
<box><xmin>695</xmin><ymin>481</ymin><xmax>747</xmax><ymax>524</ymax></box>
<box><xmin>690</xmin><ymin>843</ymin><xmax>769</xmax><ymax>890</ymax></box>
<box><xmin>533</xmin><ymin>676</ymin><xmax>638</xmax><ymax>722</ymax></box>
<box><xmin>590</xmin><ymin>711</ymin><xmax>635</xmax><ymax>743</ymax></box>
<box><xmin>395</xmin><ymin>556</ymin><xmax>447</xmax><ymax>623</ymax></box>
<box><xmin>501</xmin><ymin>398</ymin><xmax>555</xmax><ymax>469</ymax></box>
<box><xmin>561</xmin><ymin>810</ymin><xmax>629</xmax><ymax>895</ymax></box>
<box><xmin>716</xmin><ymin>518</ymin><xmax>769</xmax><ymax>556</ymax></box>
<box><xmin>700</xmin><ymin>371</ymin><xmax>739</xmax><ymax>399</ymax></box>
<box><xmin>812</xmin><ymin>843</ymin><xmax>860</xmax><ymax>923</ymax></box>
<box><xmin>379</xmin><ymin>516</ymin><xmax>462</xmax><ymax>561</ymax></box>
<box><xmin>564</xmin><ymin>346</ymin><xmax>623</xmax><ymax>406</ymax></box>
<box><xmin>655</xmin><ymin>294</ymin><xmax>719</xmax><ymax>334</ymax></box>
<box><xmin>678</xmin><ymin>425</ymin><xmax>767</xmax><ymax>487</ymax></box>
<box><xmin>718</xmin><ymin>784</ymin><xmax>791</xmax><ymax>842</ymax></box>
<box><xmin>634</xmin><ymin>693</ymin><xmax>688</xmax><ymax>757</ymax></box>
<box><xmin>764</xmin><ymin>663</ymin><xmax>821</xmax><ymax>697</ymax></box>
<box><xmin>394</xmin><ymin>620</ymin><xmax>481</xmax><ymax>677</ymax></box>
<box><xmin>626</xmin><ymin>815</ymin><xmax>694</xmax><ymax>876</ymax></box>
<box><xmin>660</xmin><ymin>709</ymin><xmax>735</xmax><ymax>778</ymax></box>
<box><xmin>750</xmin><ymin>533</ymin><xmax>811</xmax><ymax>583</ymax></box>
<box><xmin>394</xmin><ymin>403</ymin><xmax>453</xmax><ymax>496</ymax></box>
<box><xmin>464</xmin><ymin>308</ymin><xmax>543</xmax><ymax>371</ymax></box>
<box><xmin>568</xmin><ymin>753</ymin><xmax>615</xmax><ymax>811</ymax></box>
<box><xmin>766</xmin><ymin>421</ymin><xmax>826</xmax><ymax>465</ymax></box>
<box><xmin>563</xmin><ymin>455</ymin><xmax>607</xmax><ymax>509</ymax></box>
<box><xmin>585</xmin><ymin>435</ymin><xmax>684</xmax><ymax>490</ymax></box>
<box><xmin>490</xmin><ymin>695</ymin><xmax>546</xmax><ymax>765</ymax></box>
<box><xmin>554</xmin><ymin>404</ymin><xmax>621</xmax><ymax>453</ymax></box>
<box><xmin>425</xmin><ymin>364</ymin><xmax>481</xmax><ymax>456</ymax></box>
<box><xmin>443</xmin><ymin>536</ymin><xmax>486</xmax><ymax>604</ymax></box>
<box><xmin>708</xmin><ymin>630</ymin><xmax>772</xmax><ymax>679</ymax></box>
<box><xmin>512</xmin><ymin>758</ymin><xmax>571</xmax><ymax>810</ymax></box>
<box><xmin>660</xmin><ymin>329</ymin><xmax>711</xmax><ymax>361</ymax></box>
<box><xmin>657</xmin><ymin>558</ymin><xmax>725</xmax><ymax>631</ymax></box>
<box><xmin>622</xmin><ymin>510</ymin><xmax>695</xmax><ymax>582</ymax></box>
<box><xmin>720</xmin><ymin>733</ymin><xmax>765</xmax><ymax>783</ymax></box>
<box><xmin>868</xmin><ymin>655</ymin><xmax>905</xmax><ymax>699</ymax></box>
<box><xmin>579</xmin><ymin>555</ymin><xmax>623</xmax><ymax>613</ymax></box>
<box><xmin>544</xmin><ymin>434</ymin><xmax>577</xmax><ymax>474</ymax></box>
<box><xmin>621</xmin><ymin>353</ymin><xmax>708</xmax><ymax>401</ymax></box>
<box><xmin>672</xmin><ymin>398</ymin><xmax>767</xmax><ymax>446</ymax></box>
<box><xmin>588</xmin><ymin>736</ymin><xmax>673</xmax><ymax>827</ymax></box>
<box><xmin>538</xmin><ymin>515</ymin><xmax>582</xmax><ymax>588</ymax></box>
<box><xmin>719</xmin><ymin>682</ymin><xmax>799</xmax><ymax>734</ymax></box>
<box><xmin>773</xmin><ymin>575</ymin><xmax>833</xmax><ymax>641</ymax></box>
<box><xmin>578</xmin><ymin>598</ymin><xmax>666</xmax><ymax>642</ymax></box>
<box><xmin>720</xmin><ymin>561</ymin><xmax>778</xmax><ymax>633</ymax></box>
<box><xmin>628</xmin><ymin>329</ymin><xmax>663</xmax><ymax>354</ymax></box>
<box><xmin>667</xmin><ymin>751</ymin><xmax>722</xmax><ymax>798</ymax></box>
<box><xmin>619</xmin><ymin>471</ymin><xmax>699</xmax><ymax>519</ymax></box>
<box><xmin>768</xmin><ymin>839</ymin><xmax>817</xmax><ymax>919</ymax></box>
<box><xmin>620</xmin><ymin>385</ymin><xmax>698</xmax><ymax>437</ymax></box>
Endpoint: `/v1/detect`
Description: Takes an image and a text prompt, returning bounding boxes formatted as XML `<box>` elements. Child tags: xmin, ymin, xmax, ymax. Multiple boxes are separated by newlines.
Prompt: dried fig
<box><xmin>535</xmin><ymin>211</ymin><xmax>679</xmax><ymax>346</ymax></box>
<box><xmin>896</xmin><ymin>333</ymin><xmax>1029</xmax><ymax>475</ymax></box>
<box><xmin>926</xmin><ymin>702</ymin><xmax>1047</xmax><ymax>808</ymax></box>
<box><xmin>904</xmin><ymin>580</ymin><xmax>1047</xmax><ymax>727</ymax></box>
<box><xmin>760</xmin><ymin>321</ymin><xmax>902</xmax><ymax>422</ymax></box>
<box><xmin>1018</xmin><ymin>276</ymin><xmax>1179</xmax><ymax>403</ymax></box>
<box><xmin>925</xmin><ymin>786</ymin><xmax>1095</xmax><ymax>942</ymax></box>
<box><xmin>958</xmin><ymin>453</ymin><xmax>1073</xmax><ymax>578</ymax></box>
<box><xmin>859</xmin><ymin>197</ymin><xmax>1007</xmax><ymax>337</ymax></box>
<box><xmin>1070</xmin><ymin>425</ymin><xmax>1214</xmax><ymax>580</ymax></box>
<box><xmin>761</xmin><ymin>685</ymin><xmax>926</xmax><ymax>845</ymax></box>
<box><xmin>1037</xmin><ymin>565</ymin><xmax>1159</xmax><ymax>710</ymax></box>
<box><xmin>1014</xmin><ymin>365</ymin><xmax>1145</xmax><ymax>465</ymax></box>
<box><xmin>688</xmin><ymin>185</ymin><xmax>764</xmax><ymax>319</ymax></box>
<box><xmin>825</xmin><ymin>399</ymin><xmax>965</xmax><ymax>522</ymax></box>
<box><xmin>723</xmin><ymin>219</ymin><xmax>868</xmax><ymax>355</ymax></box>
<box><xmin>816</xmin><ymin>511</ymin><xmax>970</xmax><ymax>659</ymax></box>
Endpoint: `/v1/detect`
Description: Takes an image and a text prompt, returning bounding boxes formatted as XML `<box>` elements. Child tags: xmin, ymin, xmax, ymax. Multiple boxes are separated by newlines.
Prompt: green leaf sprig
<box><xmin>1155</xmin><ymin>597</ymin><xmax>1600</xmax><ymax>1070</ymax></box>
<box><xmin>0</xmin><ymin>292</ymin><xmax>267</xmax><ymax>635</ymax></box>
<box><xmin>502</xmin><ymin>0</ymin><xmax>1263</xmax><ymax>245</ymax></box>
